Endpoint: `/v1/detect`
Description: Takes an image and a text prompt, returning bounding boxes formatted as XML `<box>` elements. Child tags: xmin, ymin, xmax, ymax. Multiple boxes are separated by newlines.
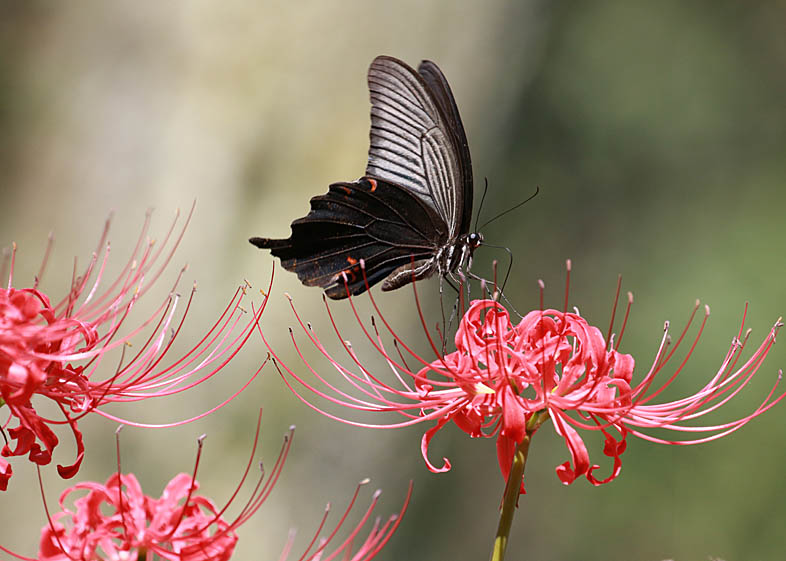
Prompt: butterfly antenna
<box><xmin>474</xmin><ymin>177</ymin><xmax>490</xmax><ymax>233</ymax></box>
<box><xmin>495</xmin><ymin>244</ymin><xmax>514</xmax><ymax>297</ymax></box>
<box><xmin>499</xmin><ymin>288</ymin><xmax>524</xmax><ymax>319</ymax></box>
<box><xmin>477</xmin><ymin>186</ymin><xmax>540</xmax><ymax>232</ymax></box>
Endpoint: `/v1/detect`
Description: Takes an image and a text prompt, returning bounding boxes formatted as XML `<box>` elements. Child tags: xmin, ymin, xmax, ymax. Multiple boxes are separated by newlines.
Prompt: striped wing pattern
<box><xmin>366</xmin><ymin>56</ymin><xmax>464</xmax><ymax>239</ymax></box>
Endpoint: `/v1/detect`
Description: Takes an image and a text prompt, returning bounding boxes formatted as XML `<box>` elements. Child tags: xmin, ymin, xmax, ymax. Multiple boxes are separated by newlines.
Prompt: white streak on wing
<box><xmin>422</xmin><ymin>129</ymin><xmax>458</xmax><ymax>237</ymax></box>
<box><xmin>365</xmin><ymin>57</ymin><xmax>464</xmax><ymax>232</ymax></box>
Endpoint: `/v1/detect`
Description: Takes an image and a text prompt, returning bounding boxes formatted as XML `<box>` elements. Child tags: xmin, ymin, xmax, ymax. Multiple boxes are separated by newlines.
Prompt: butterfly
<box><xmin>250</xmin><ymin>55</ymin><xmax>481</xmax><ymax>299</ymax></box>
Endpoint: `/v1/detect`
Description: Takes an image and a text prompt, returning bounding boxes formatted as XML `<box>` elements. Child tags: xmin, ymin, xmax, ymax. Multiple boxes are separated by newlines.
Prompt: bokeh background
<box><xmin>1</xmin><ymin>1</ymin><xmax>785</xmax><ymax>560</ymax></box>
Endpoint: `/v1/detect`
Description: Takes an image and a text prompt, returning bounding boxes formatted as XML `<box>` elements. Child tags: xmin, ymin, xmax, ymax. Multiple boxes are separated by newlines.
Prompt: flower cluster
<box><xmin>267</xmin><ymin>263</ymin><xmax>784</xmax><ymax>493</ymax></box>
<box><xmin>4</xmin><ymin>415</ymin><xmax>409</xmax><ymax>561</ymax></box>
<box><xmin>0</xmin><ymin>209</ymin><xmax>266</xmax><ymax>491</ymax></box>
<box><xmin>38</xmin><ymin>471</ymin><xmax>242</xmax><ymax>561</ymax></box>
<box><xmin>1</xmin><ymin>211</ymin><xmax>409</xmax><ymax>561</ymax></box>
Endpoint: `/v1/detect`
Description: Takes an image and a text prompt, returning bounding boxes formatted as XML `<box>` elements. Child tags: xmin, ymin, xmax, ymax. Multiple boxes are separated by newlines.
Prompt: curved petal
<box><xmin>551</xmin><ymin>410</ymin><xmax>590</xmax><ymax>485</ymax></box>
<box><xmin>421</xmin><ymin>417</ymin><xmax>452</xmax><ymax>473</ymax></box>
<box><xmin>587</xmin><ymin>425</ymin><xmax>627</xmax><ymax>485</ymax></box>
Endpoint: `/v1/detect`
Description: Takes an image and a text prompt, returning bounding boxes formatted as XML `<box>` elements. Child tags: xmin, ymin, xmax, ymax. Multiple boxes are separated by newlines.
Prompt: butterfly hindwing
<box><xmin>250</xmin><ymin>178</ymin><xmax>448</xmax><ymax>299</ymax></box>
<box><xmin>416</xmin><ymin>60</ymin><xmax>473</xmax><ymax>234</ymax></box>
<box><xmin>366</xmin><ymin>56</ymin><xmax>468</xmax><ymax>239</ymax></box>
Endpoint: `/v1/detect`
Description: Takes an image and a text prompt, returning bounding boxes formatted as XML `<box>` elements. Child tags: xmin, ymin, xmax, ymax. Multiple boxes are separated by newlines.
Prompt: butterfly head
<box><xmin>467</xmin><ymin>232</ymin><xmax>483</xmax><ymax>254</ymax></box>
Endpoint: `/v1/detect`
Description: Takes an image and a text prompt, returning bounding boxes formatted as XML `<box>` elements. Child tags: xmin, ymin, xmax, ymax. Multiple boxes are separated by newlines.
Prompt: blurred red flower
<box><xmin>0</xmin><ymin>208</ymin><xmax>266</xmax><ymax>490</ymax></box>
<box><xmin>0</xmin><ymin>415</ymin><xmax>409</xmax><ymax>561</ymax></box>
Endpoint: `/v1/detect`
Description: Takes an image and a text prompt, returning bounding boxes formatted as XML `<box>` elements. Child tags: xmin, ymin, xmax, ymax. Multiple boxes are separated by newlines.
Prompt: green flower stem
<box><xmin>490</xmin><ymin>435</ymin><xmax>530</xmax><ymax>561</ymax></box>
<box><xmin>490</xmin><ymin>411</ymin><xmax>548</xmax><ymax>561</ymax></box>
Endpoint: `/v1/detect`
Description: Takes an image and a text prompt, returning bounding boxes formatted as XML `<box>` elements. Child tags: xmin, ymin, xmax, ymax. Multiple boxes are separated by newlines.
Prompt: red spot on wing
<box><xmin>344</xmin><ymin>256</ymin><xmax>360</xmax><ymax>282</ymax></box>
<box><xmin>368</xmin><ymin>178</ymin><xmax>377</xmax><ymax>192</ymax></box>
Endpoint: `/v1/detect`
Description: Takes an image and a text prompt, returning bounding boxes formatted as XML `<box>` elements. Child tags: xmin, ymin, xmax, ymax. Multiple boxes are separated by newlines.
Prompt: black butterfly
<box><xmin>250</xmin><ymin>55</ymin><xmax>481</xmax><ymax>299</ymax></box>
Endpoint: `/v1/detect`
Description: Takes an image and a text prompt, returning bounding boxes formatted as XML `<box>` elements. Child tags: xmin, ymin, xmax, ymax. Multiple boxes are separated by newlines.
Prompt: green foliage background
<box><xmin>1</xmin><ymin>1</ymin><xmax>784</xmax><ymax>560</ymax></box>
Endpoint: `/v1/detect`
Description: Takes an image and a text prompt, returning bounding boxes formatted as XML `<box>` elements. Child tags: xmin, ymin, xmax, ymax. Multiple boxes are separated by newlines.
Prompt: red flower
<box><xmin>37</xmin><ymin>471</ymin><xmax>240</xmax><ymax>561</ymax></box>
<box><xmin>265</xmin><ymin>261</ymin><xmax>784</xmax><ymax>492</ymax></box>
<box><xmin>0</xmin><ymin>414</ymin><xmax>410</xmax><ymax>561</ymax></box>
<box><xmin>0</xmin><ymin>208</ymin><xmax>267</xmax><ymax>490</ymax></box>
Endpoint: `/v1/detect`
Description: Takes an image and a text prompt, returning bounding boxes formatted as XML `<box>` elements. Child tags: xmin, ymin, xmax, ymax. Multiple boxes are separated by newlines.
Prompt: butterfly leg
<box><xmin>438</xmin><ymin>275</ymin><xmax>449</xmax><ymax>354</ymax></box>
<box><xmin>444</xmin><ymin>271</ymin><xmax>469</xmax><ymax>346</ymax></box>
<box><xmin>438</xmin><ymin>273</ymin><xmax>465</xmax><ymax>353</ymax></box>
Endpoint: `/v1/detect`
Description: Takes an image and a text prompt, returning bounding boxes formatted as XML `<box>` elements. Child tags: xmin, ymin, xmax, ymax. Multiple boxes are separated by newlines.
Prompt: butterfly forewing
<box><xmin>366</xmin><ymin>56</ymin><xmax>468</xmax><ymax>239</ymax></box>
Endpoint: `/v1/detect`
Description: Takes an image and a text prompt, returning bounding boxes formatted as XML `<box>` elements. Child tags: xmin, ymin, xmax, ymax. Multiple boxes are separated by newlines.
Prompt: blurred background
<box><xmin>1</xmin><ymin>1</ymin><xmax>785</xmax><ymax>559</ymax></box>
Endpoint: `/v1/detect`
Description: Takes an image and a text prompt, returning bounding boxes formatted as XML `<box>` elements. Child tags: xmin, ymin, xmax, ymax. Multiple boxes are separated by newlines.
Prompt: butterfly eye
<box><xmin>468</xmin><ymin>233</ymin><xmax>483</xmax><ymax>249</ymax></box>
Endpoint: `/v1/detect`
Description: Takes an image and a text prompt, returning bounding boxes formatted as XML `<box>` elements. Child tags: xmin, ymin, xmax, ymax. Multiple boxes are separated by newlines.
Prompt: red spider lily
<box><xmin>263</xmin><ymin>260</ymin><xmax>784</xmax><ymax>493</ymax></box>
<box><xmin>275</xmin><ymin>479</ymin><xmax>411</xmax><ymax>561</ymax></box>
<box><xmin>0</xmin><ymin>413</ymin><xmax>410</xmax><ymax>561</ymax></box>
<box><xmin>0</xmin><ymin>208</ymin><xmax>268</xmax><ymax>491</ymax></box>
